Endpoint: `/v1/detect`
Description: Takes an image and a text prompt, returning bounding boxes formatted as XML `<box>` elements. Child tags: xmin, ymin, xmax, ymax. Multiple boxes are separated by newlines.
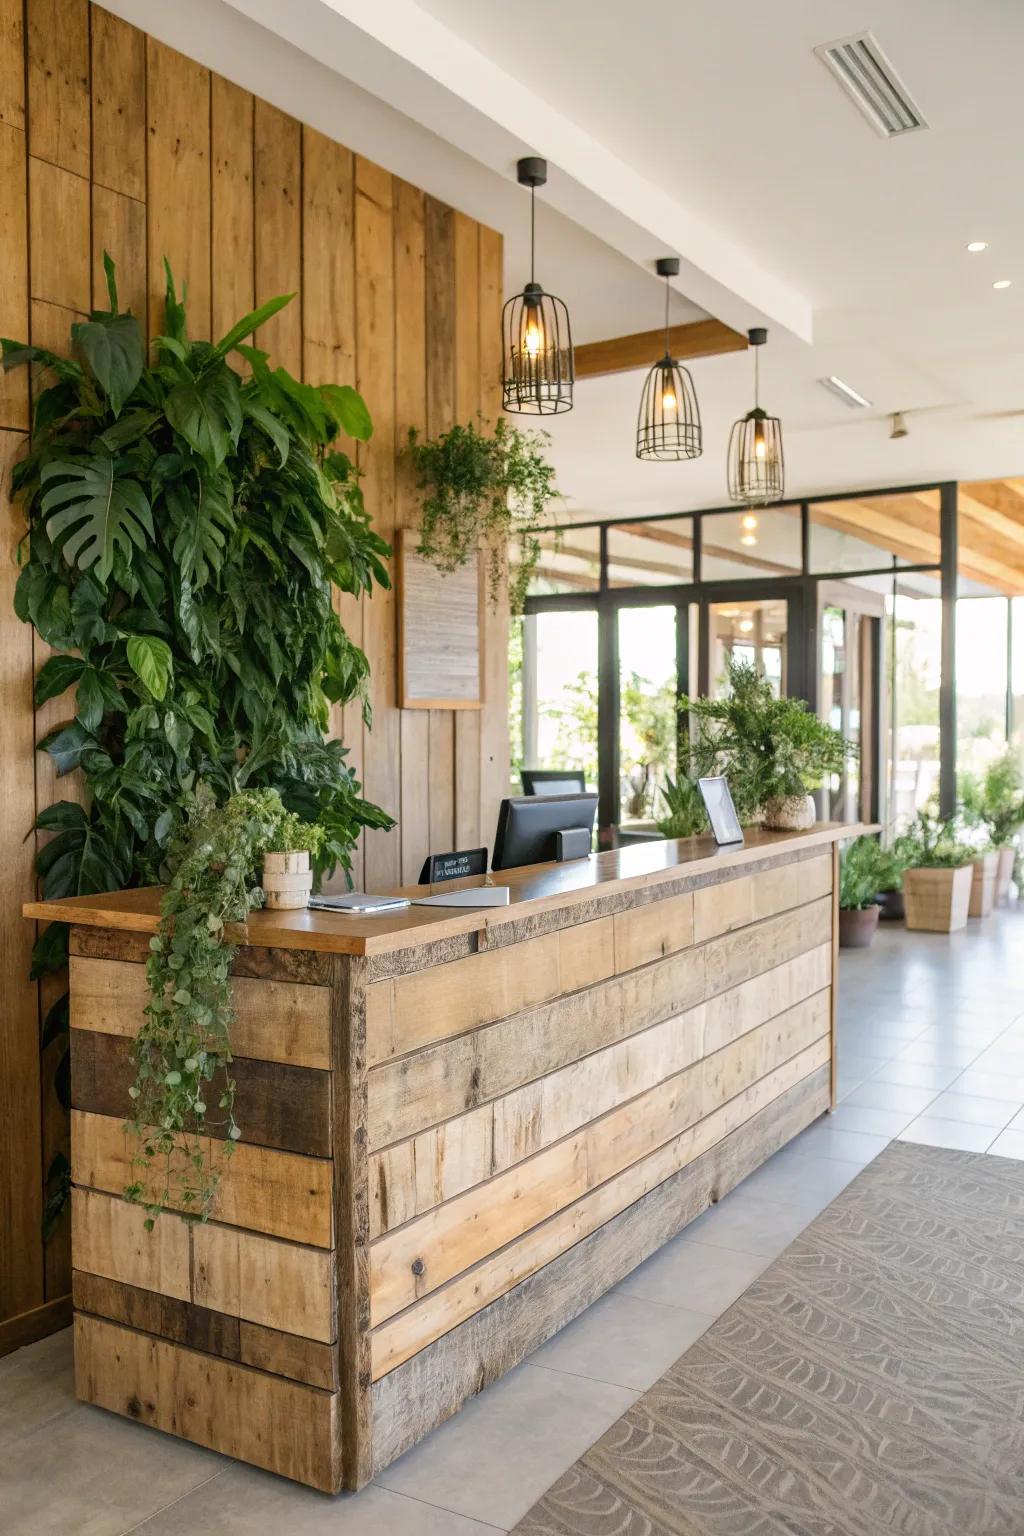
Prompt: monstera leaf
<box><xmin>40</xmin><ymin>452</ymin><xmax>154</xmax><ymax>584</ymax></box>
<box><xmin>71</xmin><ymin>312</ymin><xmax>144</xmax><ymax>417</ymax></box>
<box><xmin>165</xmin><ymin>366</ymin><xmax>243</xmax><ymax>470</ymax></box>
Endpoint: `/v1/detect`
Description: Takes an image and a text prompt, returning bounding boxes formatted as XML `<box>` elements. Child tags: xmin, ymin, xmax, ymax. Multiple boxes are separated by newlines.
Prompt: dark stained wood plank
<box><xmin>574</xmin><ymin>318</ymin><xmax>747</xmax><ymax>379</ymax></box>
<box><xmin>68</xmin><ymin>924</ymin><xmax>335</xmax><ymax>984</ymax></box>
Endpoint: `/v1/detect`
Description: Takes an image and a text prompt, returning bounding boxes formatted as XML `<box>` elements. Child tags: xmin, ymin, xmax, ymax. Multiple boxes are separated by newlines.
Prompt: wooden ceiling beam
<box><xmin>573</xmin><ymin>319</ymin><xmax>747</xmax><ymax>380</ymax></box>
<box><xmin>811</xmin><ymin>500</ymin><xmax>1024</xmax><ymax>594</ymax></box>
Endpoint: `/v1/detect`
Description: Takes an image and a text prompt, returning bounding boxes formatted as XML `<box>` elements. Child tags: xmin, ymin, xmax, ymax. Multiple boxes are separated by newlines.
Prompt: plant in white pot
<box><xmin>680</xmin><ymin>659</ymin><xmax>854</xmax><ymax>830</ymax></box>
<box><xmin>900</xmin><ymin>811</ymin><xmax>975</xmax><ymax>933</ymax></box>
<box><xmin>967</xmin><ymin>752</ymin><xmax>1024</xmax><ymax>904</ymax></box>
<box><xmin>261</xmin><ymin>813</ymin><xmax>326</xmax><ymax>910</ymax></box>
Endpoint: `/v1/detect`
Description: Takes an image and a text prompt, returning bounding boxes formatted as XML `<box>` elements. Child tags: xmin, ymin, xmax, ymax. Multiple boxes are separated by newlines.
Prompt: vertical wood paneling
<box><xmin>210</xmin><ymin>77</ymin><xmax>254</xmax><ymax>343</ymax></box>
<box><xmin>478</xmin><ymin>224</ymin><xmax>509</xmax><ymax>838</ymax></box>
<box><xmin>2</xmin><ymin>0</ymin><xmax>507</xmax><ymax>1349</ymax></box>
<box><xmin>356</xmin><ymin>157</ymin><xmax>400</xmax><ymax>891</ymax></box>
<box><xmin>424</xmin><ymin>197</ymin><xmax>456</xmax><ymax>854</ymax></box>
<box><xmin>145</xmin><ymin>38</ymin><xmax>210</xmax><ymax>339</ymax></box>
<box><xmin>394</xmin><ymin>180</ymin><xmax>429</xmax><ymax>883</ymax></box>
<box><xmin>90</xmin><ymin>8</ymin><xmax>145</xmax><ymax>200</ymax></box>
<box><xmin>26</xmin><ymin>0</ymin><xmax>89</xmax><ymax>175</ymax></box>
<box><xmin>0</xmin><ymin>428</ymin><xmax>43</xmax><ymax>1324</ymax></box>
<box><xmin>254</xmin><ymin>100</ymin><xmax>301</xmax><ymax>376</ymax></box>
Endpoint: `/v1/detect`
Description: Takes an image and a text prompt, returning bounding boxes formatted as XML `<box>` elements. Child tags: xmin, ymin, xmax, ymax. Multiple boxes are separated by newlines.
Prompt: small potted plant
<box><xmin>655</xmin><ymin>768</ymin><xmax>708</xmax><ymax>840</ymax></box>
<box><xmin>838</xmin><ymin>836</ymin><xmax>885</xmax><ymax>947</ymax></box>
<box><xmin>261</xmin><ymin>813</ymin><xmax>327</xmax><ymax>910</ymax></box>
<box><xmin>873</xmin><ymin>835</ymin><xmax>910</xmax><ymax>921</ymax></box>
<box><xmin>900</xmin><ymin>811</ymin><xmax>975</xmax><ymax>933</ymax></box>
<box><xmin>977</xmin><ymin>753</ymin><xmax>1024</xmax><ymax>903</ymax></box>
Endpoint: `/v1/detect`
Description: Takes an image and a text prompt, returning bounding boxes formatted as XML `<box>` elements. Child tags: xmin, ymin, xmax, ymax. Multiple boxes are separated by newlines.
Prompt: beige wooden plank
<box><xmin>211</xmin><ymin>74</ymin><xmax>255</xmax><ymax>343</ymax></box>
<box><xmin>614</xmin><ymin>891</ymin><xmax>694</xmax><ymax>971</ymax></box>
<box><xmin>192</xmin><ymin>1222</ymin><xmax>335</xmax><ymax>1342</ymax></box>
<box><xmin>253</xmin><ymin>98</ymin><xmax>301</xmax><ymax>373</ymax></box>
<box><xmin>369</xmin><ymin>990</ymin><xmax>828</xmax><ymax>1324</ymax></box>
<box><xmin>301</xmin><ymin>125</ymin><xmax>354</xmax><ymax>385</ymax></box>
<box><xmin>370</xmin><ymin>1038</ymin><xmax>829</xmax><ymax>1376</ymax></box>
<box><xmin>0</xmin><ymin>122</ymin><xmax>29</xmax><ymax>428</ymax></box>
<box><xmin>90</xmin><ymin>7</ymin><xmax>145</xmax><ymax>200</ymax></box>
<box><xmin>693</xmin><ymin>852</ymin><xmax>832</xmax><ymax>943</ymax></box>
<box><xmin>367</xmin><ymin>917</ymin><xmax>614</xmax><ymax>1065</ymax></box>
<box><xmin>704</xmin><ymin>895</ymin><xmax>831</xmax><ymax>994</ymax></box>
<box><xmin>424</xmin><ymin>194</ymin><xmax>456</xmax><ymax>855</ymax></box>
<box><xmin>75</xmin><ymin>1314</ymin><xmax>341</xmax><ymax>1492</ymax></box>
<box><xmin>371</xmin><ymin>1102</ymin><xmax>493</xmax><ymax>1237</ymax></box>
<box><xmin>146</xmin><ymin>36</ymin><xmax>210</xmax><ymax>338</ymax></box>
<box><xmin>68</xmin><ymin>956</ymin><xmax>331</xmax><ymax>1070</ymax></box>
<box><xmin>92</xmin><ymin>186</ymin><xmax>146</xmax><ymax>321</ymax></box>
<box><xmin>26</xmin><ymin>0</ymin><xmax>88</xmax><ymax>174</ymax></box>
<box><xmin>71</xmin><ymin>1111</ymin><xmax>333</xmax><ymax>1248</ymax></box>
<box><xmin>71</xmin><ymin>1187</ymin><xmax>189</xmax><ymax>1301</ymax></box>
<box><xmin>29</xmin><ymin>156</ymin><xmax>90</xmax><ymax>311</ymax></box>
<box><xmin>453</xmin><ymin>209</ymin><xmax>481</xmax><ymax>847</ymax></box>
<box><xmin>477</xmin><ymin>221</ymin><xmax>509</xmax><ymax>840</ymax></box>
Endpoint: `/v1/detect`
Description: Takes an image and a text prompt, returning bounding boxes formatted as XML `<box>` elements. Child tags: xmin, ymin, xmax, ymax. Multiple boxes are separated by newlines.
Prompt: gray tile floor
<box><xmin>4</xmin><ymin>906</ymin><xmax>1024</xmax><ymax>1534</ymax></box>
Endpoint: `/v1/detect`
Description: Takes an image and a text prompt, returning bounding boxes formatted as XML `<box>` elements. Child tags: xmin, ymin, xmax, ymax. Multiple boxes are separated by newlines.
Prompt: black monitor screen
<box><xmin>491</xmin><ymin>793</ymin><xmax>598</xmax><ymax>872</ymax></box>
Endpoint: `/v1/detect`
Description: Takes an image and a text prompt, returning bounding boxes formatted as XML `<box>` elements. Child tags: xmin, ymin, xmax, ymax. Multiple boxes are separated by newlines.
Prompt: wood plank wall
<box><xmin>0</xmin><ymin>0</ymin><xmax>508</xmax><ymax>1354</ymax></box>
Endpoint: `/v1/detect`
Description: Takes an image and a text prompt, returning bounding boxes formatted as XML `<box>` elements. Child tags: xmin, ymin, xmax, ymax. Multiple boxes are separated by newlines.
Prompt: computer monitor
<box><xmin>521</xmin><ymin>768</ymin><xmax>587</xmax><ymax>797</ymax></box>
<box><xmin>491</xmin><ymin>793</ymin><xmax>598</xmax><ymax>872</ymax></box>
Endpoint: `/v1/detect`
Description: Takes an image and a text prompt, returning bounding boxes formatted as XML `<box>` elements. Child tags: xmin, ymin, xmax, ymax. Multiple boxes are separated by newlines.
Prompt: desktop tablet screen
<box><xmin>698</xmin><ymin>776</ymin><xmax>744</xmax><ymax>846</ymax></box>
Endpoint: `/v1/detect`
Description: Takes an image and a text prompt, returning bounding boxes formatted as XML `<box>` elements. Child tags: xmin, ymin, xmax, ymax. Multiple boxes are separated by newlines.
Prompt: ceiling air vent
<box><xmin>814</xmin><ymin>32</ymin><xmax>927</xmax><ymax>138</ymax></box>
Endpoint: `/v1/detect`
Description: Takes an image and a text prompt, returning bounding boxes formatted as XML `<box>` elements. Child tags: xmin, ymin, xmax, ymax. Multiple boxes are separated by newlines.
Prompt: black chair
<box><xmin>521</xmin><ymin>768</ymin><xmax>587</xmax><ymax>796</ymax></box>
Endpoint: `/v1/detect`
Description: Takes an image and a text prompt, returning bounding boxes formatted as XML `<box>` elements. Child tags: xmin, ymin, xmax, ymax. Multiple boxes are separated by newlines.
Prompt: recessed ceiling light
<box><xmin>819</xmin><ymin>375</ymin><xmax>873</xmax><ymax>408</ymax></box>
<box><xmin>966</xmin><ymin>241</ymin><xmax>988</xmax><ymax>253</ymax></box>
<box><xmin>993</xmin><ymin>279</ymin><xmax>1012</xmax><ymax>290</ymax></box>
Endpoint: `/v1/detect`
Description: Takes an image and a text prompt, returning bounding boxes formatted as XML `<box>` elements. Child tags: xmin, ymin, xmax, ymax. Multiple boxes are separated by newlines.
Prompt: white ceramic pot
<box><xmin>262</xmin><ymin>850</ymin><xmax>313</xmax><ymax>910</ymax></box>
<box><xmin>761</xmin><ymin>793</ymin><xmax>815</xmax><ymax>832</ymax></box>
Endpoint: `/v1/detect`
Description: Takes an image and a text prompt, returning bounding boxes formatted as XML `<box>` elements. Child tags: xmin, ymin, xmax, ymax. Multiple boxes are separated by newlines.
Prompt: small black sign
<box><xmin>418</xmin><ymin>846</ymin><xmax>489</xmax><ymax>885</ymax></box>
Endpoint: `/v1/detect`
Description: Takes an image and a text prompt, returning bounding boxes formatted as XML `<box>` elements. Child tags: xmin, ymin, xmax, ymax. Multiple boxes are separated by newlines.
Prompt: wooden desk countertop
<box><xmin>24</xmin><ymin>823</ymin><xmax>865</xmax><ymax>957</ymax></box>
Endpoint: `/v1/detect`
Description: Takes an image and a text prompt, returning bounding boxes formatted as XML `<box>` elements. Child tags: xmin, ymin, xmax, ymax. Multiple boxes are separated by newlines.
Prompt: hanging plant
<box><xmin>4</xmin><ymin>255</ymin><xmax>395</xmax><ymax>1231</ymax></box>
<box><xmin>407</xmin><ymin>416</ymin><xmax>559</xmax><ymax>612</ymax></box>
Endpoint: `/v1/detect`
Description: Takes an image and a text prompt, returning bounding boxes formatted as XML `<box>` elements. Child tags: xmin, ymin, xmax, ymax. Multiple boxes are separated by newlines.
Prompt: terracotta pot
<box><xmin>262</xmin><ymin>849</ymin><xmax>313</xmax><ymax>910</ymax></box>
<box><xmin>839</xmin><ymin>903</ymin><xmax>880</xmax><ymax>948</ymax></box>
<box><xmin>875</xmin><ymin>888</ymin><xmax>905</xmax><ymax>922</ymax></box>
<box><xmin>903</xmin><ymin>864</ymin><xmax>972</xmax><ymax>933</ymax></box>
<box><xmin>968</xmin><ymin>851</ymin><xmax>999</xmax><ymax>918</ymax></box>
<box><xmin>997</xmin><ymin>845</ymin><xmax>1015</xmax><ymax>904</ymax></box>
<box><xmin>761</xmin><ymin>793</ymin><xmax>815</xmax><ymax>831</ymax></box>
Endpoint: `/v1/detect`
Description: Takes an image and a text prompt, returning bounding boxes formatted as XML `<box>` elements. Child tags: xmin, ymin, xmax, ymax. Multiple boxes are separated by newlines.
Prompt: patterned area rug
<box><xmin>513</xmin><ymin>1141</ymin><xmax>1024</xmax><ymax>1535</ymax></box>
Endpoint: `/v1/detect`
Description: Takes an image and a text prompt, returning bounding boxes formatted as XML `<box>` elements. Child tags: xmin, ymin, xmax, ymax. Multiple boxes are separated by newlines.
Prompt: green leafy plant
<box><xmin>5</xmin><ymin>256</ymin><xmax>395</xmax><ymax>1232</ymax></box>
<box><xmin>126</xmin><ymin>786</ymin><xmax>308</xmax><ymax>1225</ymax></box>
<box><xmin>899</xmin><ymin>809</ymin><xmax>974</xmax><ymax>869</ymax></box>
<box><xmin>874</xmin><ymin>834</ymin><xmax>912</xmax><ymax>895</ymax></box>
<box><xmin>962</xmin><ymin>751</ymin><xmax>1024</xmax><ymax>848</ymax></box>
<box><xmin>656</xmin><ymin>768</ymin><xmax>708</xmax><ymax>840</ymax></box>
<box><xmin>407</xmin><ymin>417</ymin><xmax>559</xmax><ymax>612</ymax></box>
<box><xmin>839</xmin><ymin>836</ymin><xmax>887</xmax><ymax>910</ymax></box>
<box><xmin>679</xmin><ymin>659</ymin><xmax>853</xmax><ymax>821</ymax></box>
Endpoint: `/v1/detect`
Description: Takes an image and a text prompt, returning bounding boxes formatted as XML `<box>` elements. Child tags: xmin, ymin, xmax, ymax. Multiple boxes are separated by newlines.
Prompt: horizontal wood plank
<box><xmin>69</xmin><ymin>926</ymin><xmax>334</xmax><ymax>984</ymax></box>
<box><xmin>370</xmin><ymin>994</ymin><xmax>828</xmax><ymax>1325</ymax></box>
<box><xmin>71</xmin><ymin>1110</ymin><xmax>333</xmax><ymax>1247</ymax></box>
<box><xmin>75</xmin><ymin>1313</ymin><xmax>341</xmax><ymax>1491</ymax></box>
<box><xmin>573</xmin><ymin>318</ymin><xmax>747</xmax><ymax>379</ymax></box>
<box><xmin>72</xmin><ymin>1187</ymin><xmax>190</xmax><ymax>1303</ymax></box>
<box><xmin>692</xmin><ymin>852</ymin><xmax>831</xmax><ymax>943</ymax></box>
<box><xmin>612</xmin><ymin>891</ymin><xmax>693</xmax><ymax>971</ymax></box>
<box><xmin>69</xmin><ymin>956</ymin><xmax>331</xmax><ymax>1070</ymax></box>
<box><xmin>192</xmin><ymin>1221</ymin><xmax>336</xmax><ymax>1342</ymax></box>
<box><xmin>71</xmin><ymin>1028</ymin><xmax>331</xmax><ymax>1158</ymax></box>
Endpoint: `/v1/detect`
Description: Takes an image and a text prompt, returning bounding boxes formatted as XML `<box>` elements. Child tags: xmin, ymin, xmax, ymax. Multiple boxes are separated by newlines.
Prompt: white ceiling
<box><xmin>112</xmin><ymin>0</ymin><xmax>1024</xmax><ymax>518</ymax></box>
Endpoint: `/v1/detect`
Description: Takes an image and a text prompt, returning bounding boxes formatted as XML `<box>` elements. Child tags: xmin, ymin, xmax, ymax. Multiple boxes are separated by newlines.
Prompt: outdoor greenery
<box><xmin>127</xmin><ymin>786</ymin><xmax>323</xmax><ymax>1225</ymax></box>
<box><xmin>679</xmin><ymin>658</ymin><xmax>853</xmax><ymax>822</ymax></box>
<box><xmin>899</xmin><ymin>809</ymin><xmax>974</xmax><ymax>869</ymax></box>
<box><xmin>407</xmin><ymin>417</ymin><xmax>559</xmax><ymax>612</ymax></box>
<box><xmin>839</xmin><ymin>836</ymin><xmax>888</xmax><ymax>911</ymax></box>
<box><xmin>960</xmin><ymin>749</ymin><xmax>1024</xmax><ymax>848</ymax></box>
<box><xmin>5</xmin><ymin>256</ymin><xmax>394</xmax><ymax>1231</ymax></box>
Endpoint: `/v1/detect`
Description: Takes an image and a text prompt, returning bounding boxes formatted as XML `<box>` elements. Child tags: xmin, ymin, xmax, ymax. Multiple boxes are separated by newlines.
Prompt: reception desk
<box><xmin>27</xmin><ymin>822</ymin><xmax>854</xmax><ymax>1492</ymax></box>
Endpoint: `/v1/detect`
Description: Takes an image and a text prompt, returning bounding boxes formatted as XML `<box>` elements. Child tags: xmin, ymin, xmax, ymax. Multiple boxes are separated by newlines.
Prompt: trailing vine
<box><xmin>407</xmin><ymin>416</ymin><xmax>559</xmax><ymax>612</ymax></box>
<box><xmin>4</xmin><ymin>256</ymin><xmax>394</xmax><ymax>1231</ymax></box>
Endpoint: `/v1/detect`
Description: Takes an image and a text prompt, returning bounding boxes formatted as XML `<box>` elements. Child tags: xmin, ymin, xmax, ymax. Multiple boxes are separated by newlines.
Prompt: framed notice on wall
<box><xmin>398</xmin><ymin>530</ymin><xmax>484</xmax><ymax>710</ymax></box>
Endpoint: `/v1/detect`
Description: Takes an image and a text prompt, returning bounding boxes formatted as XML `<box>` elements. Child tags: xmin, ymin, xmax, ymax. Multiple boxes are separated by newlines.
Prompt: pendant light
<box><xmin>636</xmin><ymin>257</ymin><xmax>701</xmax><ymax>461</ymax></box>
<box><xmin>502</xmin><ymin>157</ymin><xmax>574</xmax><ymax>415</ymax></box>
<box><xmin>727</xmin><ymin>327</ymin><xmax>784</xmax><ymax>504</ymax></box>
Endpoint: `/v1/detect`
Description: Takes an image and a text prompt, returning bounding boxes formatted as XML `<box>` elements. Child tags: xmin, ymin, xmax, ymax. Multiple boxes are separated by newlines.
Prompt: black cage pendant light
<box><xmin>636</xmin><ymin>257</ymin><xmax>701</xmax><ymax>461</ymax></box>
<box><xmin>726</xmin><ymin>327</ymin><xmax>785</xmax><ymax>504</ymax></box>
<box><xmin>502</xmin><ymin>157</ymin><xmax>574</xmax><ymax>415</ymax></box>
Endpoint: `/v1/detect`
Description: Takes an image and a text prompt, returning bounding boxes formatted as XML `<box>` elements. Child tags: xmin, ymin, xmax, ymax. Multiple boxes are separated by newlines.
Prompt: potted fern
<box><xmin>838</xmin><ymin>836</ymin><xmax>885</xmax><ymax>947</ymax></box>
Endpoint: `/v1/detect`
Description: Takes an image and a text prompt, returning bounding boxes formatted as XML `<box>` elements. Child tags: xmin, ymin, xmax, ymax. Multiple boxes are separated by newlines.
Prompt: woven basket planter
<box><xmin>997</xmin><ymin>845</ymin><xmax>1015</xmax><ymax>904</ymax></box>
<box><xmin>262</xmin><ymin>850</ymin><xmax>313</xmax><ymax>910</ymax></box>
<box><xmin>968</xmin><ymin>851</ymin><xmax>999</xmax><ymax>918</ymax></box>
<box><xmin>903</xmin><ymin>864</ymin><xmax>972</xmax><ymax>933</ymax></box>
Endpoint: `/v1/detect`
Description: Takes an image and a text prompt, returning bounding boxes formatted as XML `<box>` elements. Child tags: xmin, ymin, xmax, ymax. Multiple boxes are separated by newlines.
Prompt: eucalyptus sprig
<box><xmin>126</xmin><ymin>786</ymin><xmax>295</xmax><ymax>1227</ymax></box>
<box><xmin>407</xmin><ymin>417</ymin><xmax>559</xmax><ymax>612</ymax></box>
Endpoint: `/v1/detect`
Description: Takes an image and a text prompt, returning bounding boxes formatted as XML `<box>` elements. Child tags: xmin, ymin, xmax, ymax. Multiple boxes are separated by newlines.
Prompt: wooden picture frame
<box><xmin>397</xmin><ymin>530</ymin><xmax>484</xmax><ymax>710</ymax></box>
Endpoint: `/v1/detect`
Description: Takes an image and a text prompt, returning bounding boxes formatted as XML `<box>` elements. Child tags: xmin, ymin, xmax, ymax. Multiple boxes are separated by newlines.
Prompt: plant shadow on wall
<box><xmin>4</xmin><ymin>256</ymin><xmax>394</xmax><ymax>1231</ymax></box>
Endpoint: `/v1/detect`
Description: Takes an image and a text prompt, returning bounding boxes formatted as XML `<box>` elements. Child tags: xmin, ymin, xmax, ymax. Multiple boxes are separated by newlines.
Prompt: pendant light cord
<box><xmin>664</xmin><ymin>274</ymin><xmax>670</xmax><ymax>357</ymax></box>
<box><xmin>754</xmin><ymin>343</ymin><xmax>760</xmax><ymax>410</ymax></box>
<box><xmin>530</xmin><ymin>185</ymin><xmax>536</xmax><ymax>286</ymax></box>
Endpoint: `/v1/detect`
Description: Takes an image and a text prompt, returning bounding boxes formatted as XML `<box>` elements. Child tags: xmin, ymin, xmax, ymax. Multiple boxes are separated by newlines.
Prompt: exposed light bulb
<box><xmin>741</xmin><ymin>514</ymin><xmax>758</xmax><ymax>531</ymax></box>
<box><xmin>661</xmin><ymin>389</ymin><xmax>677</xmax><ymax>413</ymax></box>
<box><xmin>753</xmin><ymin>422</ymin><xmax>767</xmax><ymax>459</ymax></box>
<box><xmin>524</xmin><ymin>321</ymin><xmax>542</xmax><ymax>357</ymax></box>
<box><xmin>740</xmin><ymin>533</ymin><xmax>757</xmax><ymax>547</ymax></box>
<box><xmin>738</xmin><ymin>618</ymin><xmax>754</xmax><ymax>634</ymax></box>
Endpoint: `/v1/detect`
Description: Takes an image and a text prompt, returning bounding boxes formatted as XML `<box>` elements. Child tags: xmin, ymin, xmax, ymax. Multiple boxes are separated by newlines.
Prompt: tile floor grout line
<box><xmin>118</xmin><ymin>1469</ymin><xmax>229</xmax><ymax>1536</ymax></box>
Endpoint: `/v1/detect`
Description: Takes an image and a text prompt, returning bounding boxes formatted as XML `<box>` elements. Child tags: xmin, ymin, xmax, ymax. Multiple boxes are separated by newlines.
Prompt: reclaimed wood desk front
<box><xmin>26</xmin><ymin>823</ymin><xmax>855</xmax><ymax>1490</ymax></box>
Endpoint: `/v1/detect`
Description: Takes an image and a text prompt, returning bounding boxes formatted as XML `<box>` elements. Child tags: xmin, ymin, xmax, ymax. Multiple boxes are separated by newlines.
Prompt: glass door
<box><xmin>817</xmin><ymin>581</ymin><xmax>884</xmax><ymax>823</ymax></box>
<box><xmin>617</xmin><ymin>605</ymin><xmax>678</xmax><ymax>831</ymax></box>
<box><xmin>699</xmin><ymin>588</ymin><xmax>797</xmax><ymax>698</ymax></box>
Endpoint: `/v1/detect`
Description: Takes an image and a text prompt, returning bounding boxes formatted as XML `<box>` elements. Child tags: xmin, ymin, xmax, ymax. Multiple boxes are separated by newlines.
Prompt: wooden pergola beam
<box><xmin>573</xmin><ymin>319</ymin><xmax>747</xmax><ymax>380</ymax></box>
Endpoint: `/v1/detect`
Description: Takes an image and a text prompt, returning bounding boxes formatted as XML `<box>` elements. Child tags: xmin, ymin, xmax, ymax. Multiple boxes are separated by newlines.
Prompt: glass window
<box><xmin>1013</xmin><ymin>597</ymin><xmax>1024</xmax><ymax>759</ymax></box>
<box><xmin>707</xmin><ymin>599</ymin><xmax>788</xmax><ymax>697</ymax></box>
<box><xmin>701</xmin><ymin>509</ymin><xmax>801</xmax><ymax>581</ymax></box>
<box><xmin>606</xmin><ymin>518</ymin><xmax>693</xmax><ymax>588</ymax></box>
<box><xmin>821</xmin><ymin>605</ymin><xmax>863</xmax><ymax>822</ymax></box>
<box><xmin>809</xmin><ymin>491</ymin><xmax>939</xmax><ymax>574</ymax></box>
<box><xmin>618</xmin><ymin>606</ymin><xmax>677</xmax><ymax>825</ymax></box>
<box><xmin>956</xmin><ymin>596</ymin><xmax>1008</xmax><ymax>781</ymax></box>
<box><xmin>884</xmin><ymin>573</ymin><xmax>942</xmax><ymax>825</ymax></box>
<box><xmin>524</xmin><ymin>528</ymin><xmax>600</xmax><ymax>597</ymax></box>
<box><xmin>516</xmin><ymin>610</ymin><xmax>599</xmax><ymax>791</ymax></box>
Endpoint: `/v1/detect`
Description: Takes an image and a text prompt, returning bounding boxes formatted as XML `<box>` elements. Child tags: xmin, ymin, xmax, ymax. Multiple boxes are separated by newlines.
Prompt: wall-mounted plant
<box><xmin>406</xmin><ymin>417</ymin><xmax>558</xmax><ymax>613</ymax></box>
<box><xmin>4</xmin><ymin>256</ymin><xmax>395</xmax><ymax>1231</ymax></box>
